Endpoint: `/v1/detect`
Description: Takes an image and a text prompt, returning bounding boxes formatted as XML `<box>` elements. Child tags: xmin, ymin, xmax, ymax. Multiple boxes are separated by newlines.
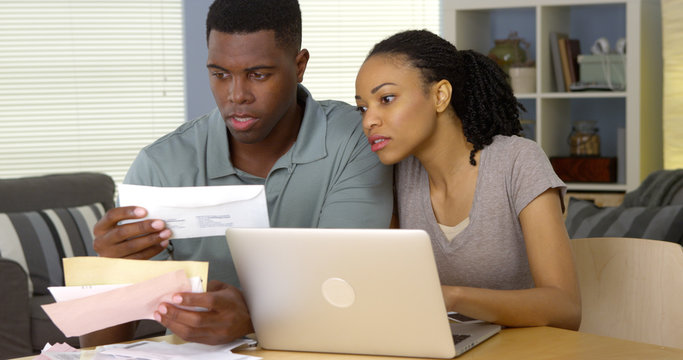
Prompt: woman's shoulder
<box><xmin>485</xmin><ymin>135</ymin><xmax>546</xmax><ymax>163</ymax></box>
<box><xmin>489</xmin><ymin>134</ymin><xmax>539</xmax><ymax>151</ymax></box>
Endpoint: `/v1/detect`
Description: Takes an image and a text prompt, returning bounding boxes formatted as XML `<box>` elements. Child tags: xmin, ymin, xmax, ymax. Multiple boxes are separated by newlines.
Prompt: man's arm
<box><xmin>80</xmin><ymin>322</ymin><xmax>138</xmax><ymax>347</ymax></box>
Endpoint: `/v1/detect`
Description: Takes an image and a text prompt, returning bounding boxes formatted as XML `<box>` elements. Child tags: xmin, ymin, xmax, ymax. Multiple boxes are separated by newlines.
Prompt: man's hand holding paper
<box><xmin>81</xmin><ymin>184</ymin><xmax>270</xmax><ymax>347</ymax></box>
<box><xmin>93</xmin><ymin>184</ymin><xmax>269</xmax><ymax>260</ymax></box>
<box><xmin>93</xmin><ymin>205</ymin><xmax>173</xmax><ymax>260</ymax></box>
<box><xmin>154</xmin><ymin>280</ymin><xmax>255</xmax><ymax>345</ymax></box>
<box><xmin>42</xmin><ymin>257</ymin><xmax>209</xmax><ymax>338</ymax></box>
<box><xmin>118</xmin><ymin>184</ymin><xmax>269</xmax><ymax>239</ymax></box>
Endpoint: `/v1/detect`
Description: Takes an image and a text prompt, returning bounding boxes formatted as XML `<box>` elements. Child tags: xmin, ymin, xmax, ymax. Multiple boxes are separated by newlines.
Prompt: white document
<box><xmin>118</xmin><ymin>184</ymin><xmax>270</xmax><ymax>239</ymax></box>
<box><xmin>48</xmin><ymin>277</ymin><xmax>204</xmax><ymax>302</ymax></box>
<box><xmin>98</xmin><ymin>339</ymin><xmax>260</xmax><ymax>360</ymax></box>
<box><xmin>41</xmin><ymin>339</ymin><xmax>260</xmax><ymax>360</ymax></box>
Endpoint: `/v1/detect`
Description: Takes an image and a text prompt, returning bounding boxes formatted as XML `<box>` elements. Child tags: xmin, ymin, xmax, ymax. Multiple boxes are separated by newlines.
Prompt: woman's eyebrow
<box><xmin>371</xmin><ymin>82</ymin><xmax>397</xmax><ymax>94</ymax></box>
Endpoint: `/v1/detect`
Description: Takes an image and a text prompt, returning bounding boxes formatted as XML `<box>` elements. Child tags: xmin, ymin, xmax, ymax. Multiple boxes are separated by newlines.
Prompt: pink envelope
<box><xmin>42</xmin><ymin>269</ymin><xmax>191</xmax><ymax>337</ymax></box>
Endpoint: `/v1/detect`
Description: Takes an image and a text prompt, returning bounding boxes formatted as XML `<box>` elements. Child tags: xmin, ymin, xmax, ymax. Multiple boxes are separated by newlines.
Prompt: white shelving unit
<box><xmin>441</xmin><ymin>0</ymin><xmax>662</xmax><ymax>192</ymax></box>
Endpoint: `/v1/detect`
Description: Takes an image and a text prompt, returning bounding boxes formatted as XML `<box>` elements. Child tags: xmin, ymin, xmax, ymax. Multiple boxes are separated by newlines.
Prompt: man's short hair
<box><xmin>206</xmin><ymin>0</ymin><xmax>302</xmax><ymax>53</ymax></box>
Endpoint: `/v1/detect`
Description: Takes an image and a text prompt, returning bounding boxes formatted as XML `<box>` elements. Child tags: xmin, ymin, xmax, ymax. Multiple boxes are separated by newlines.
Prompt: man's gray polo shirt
<box><xmin>123</xmin><ymin>85</ymin><xmax>393</xmax><ymax>285</ymax></box>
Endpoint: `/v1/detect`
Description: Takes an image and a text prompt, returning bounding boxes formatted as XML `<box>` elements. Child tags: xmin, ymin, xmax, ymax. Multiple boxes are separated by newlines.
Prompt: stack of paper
<box><xmin>42</xmin><ymin>257</ymin><xmax>209</xmax><ymax>337</ymax></box>
<box><xmin>37</xmin><ymin>339</ymin><xmax>260</xmax><ymax>360</ymax></box>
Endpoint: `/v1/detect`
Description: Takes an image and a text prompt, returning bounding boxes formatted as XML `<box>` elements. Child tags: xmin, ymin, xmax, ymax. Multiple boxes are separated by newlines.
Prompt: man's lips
<box><xmin>367</xmin><ymin>135</ymin><xmax>391</xmax><ymax>152</ymax></box>
<box><xmin>228</xmin><ymin>114</ymin><xmax>258</xmax><ymax>131</ymax></box>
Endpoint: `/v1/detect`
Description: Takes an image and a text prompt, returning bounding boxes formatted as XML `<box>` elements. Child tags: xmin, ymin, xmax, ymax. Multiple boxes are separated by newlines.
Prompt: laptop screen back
<box><xmin>226</xmin><ymin>228</ymin><xmax>458</xmax><ymax>358</ymax></box>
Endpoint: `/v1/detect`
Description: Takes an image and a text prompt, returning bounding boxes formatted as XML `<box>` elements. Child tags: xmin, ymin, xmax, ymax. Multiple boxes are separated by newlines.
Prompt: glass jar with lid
<box><xmin>568</xmin><ymin>120</ymin><xmax>600</xmax><ymax>156</ymax></box>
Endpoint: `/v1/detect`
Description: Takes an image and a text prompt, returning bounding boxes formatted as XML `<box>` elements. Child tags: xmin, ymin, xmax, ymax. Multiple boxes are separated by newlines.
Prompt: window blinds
<box><xmin>299</xmin><ymin>0</ymin><xmax>440</xmax><ymax>105</ymax></box>
<box><xmin>0</xmin><ymin>0</ymin><xmax>185</xmax><ymax>184</ymax></box>
<box><xmin>0</xmin><ymin>1</ymin><xmax>438</xmax><ymax>184</ymax></box>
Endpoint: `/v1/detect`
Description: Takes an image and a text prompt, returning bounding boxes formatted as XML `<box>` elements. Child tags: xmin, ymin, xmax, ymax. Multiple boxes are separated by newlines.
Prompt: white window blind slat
<box><xmin>299</xmin><ymin>0</ymin><xmax>439</xmax><ymax>104</ymax></box>
<box><xmin>0</xmin><ymin>0</ymin><xmax>185</xmax><ymax>184</ymax></box>
<box><xmin>1</xmin><ymin>0</ymin><xmax>436</xmax><ymax>183</ymax></box>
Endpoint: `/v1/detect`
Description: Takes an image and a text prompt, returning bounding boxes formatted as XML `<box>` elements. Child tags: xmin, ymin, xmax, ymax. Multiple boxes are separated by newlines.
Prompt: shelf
<box><xmin>442</xmin><ymin>0</ymin><xmax>663</xmax><ymax>192</ymax></box>
<box><xmin>566</xmin><ymin>182</ymin><xmax>628</xmax><ymax>192</ymax></box>
<box><xmin>538</xmin><ymin>91</ymin><xmax>626</xmax><ymax>98</ymax></box>
<box><xmin>515</xmin><ymin>91</ymin><xmax>627</xmax><ymax>99</ymax></box>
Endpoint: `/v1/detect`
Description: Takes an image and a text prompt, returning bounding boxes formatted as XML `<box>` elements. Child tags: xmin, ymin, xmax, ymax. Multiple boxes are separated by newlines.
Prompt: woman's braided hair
<box><xmin>367</xmin><ymin>30</ymin><xmax>524</xmax><ymax>165</ymax></box>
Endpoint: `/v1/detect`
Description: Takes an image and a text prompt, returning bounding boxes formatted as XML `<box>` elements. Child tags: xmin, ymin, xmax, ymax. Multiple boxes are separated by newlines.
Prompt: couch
<box><xmin>565</xmin><ymin>169</ymin><xmax>683</xmax><ymax>244</ymax></box>
<box><xmin>0</xmin><ymin>173</ymin><xmax>164</xmax><ymax>358</ymax></box>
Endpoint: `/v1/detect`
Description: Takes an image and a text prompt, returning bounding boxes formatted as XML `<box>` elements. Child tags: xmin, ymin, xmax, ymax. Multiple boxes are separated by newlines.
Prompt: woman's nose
<box><xmin>362</xmin><ymin>108</ymin><xmax>380</xmax><ymax>131</ymax></box>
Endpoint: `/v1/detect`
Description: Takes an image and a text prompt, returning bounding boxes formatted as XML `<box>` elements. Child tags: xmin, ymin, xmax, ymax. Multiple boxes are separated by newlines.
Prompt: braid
<box><xmin>454</xmin><ymin>50</ymin><xmax>524</xmax><ymax>165</ymax></box>
<box><xmin>367</xmin><ymin>30</ymin><xmax>524</xmax><ymax>166</ymax></box>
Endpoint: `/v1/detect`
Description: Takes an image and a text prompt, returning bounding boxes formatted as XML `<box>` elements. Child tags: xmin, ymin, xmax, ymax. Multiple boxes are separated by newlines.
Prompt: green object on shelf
<box><xmin>488</xmin><ymin>31</ymin><xmax>529</xmax><ymax>74</ymax></box>
<box><xmin>577</xmin><ymin>54</ymin><xmax>626</xmax><ymax>90</ymax></box>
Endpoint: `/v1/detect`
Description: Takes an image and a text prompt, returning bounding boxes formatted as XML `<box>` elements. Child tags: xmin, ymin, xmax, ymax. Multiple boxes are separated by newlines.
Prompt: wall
<box><xmin>183</xmin><ymin>0</ymin><xmax>215</xmax><ymax>121</ymax></box>
<box><xmin>663</xmin><ymin>0</ymin><xmax>683</xmax><ymax>169</ymax></box>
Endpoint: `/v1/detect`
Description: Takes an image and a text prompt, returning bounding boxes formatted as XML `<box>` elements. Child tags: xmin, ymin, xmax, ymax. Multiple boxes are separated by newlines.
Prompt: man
<box><xmin>81</xmin><ymin>0</ymin><xmax>392</xmax><ymax>346</ymax></box>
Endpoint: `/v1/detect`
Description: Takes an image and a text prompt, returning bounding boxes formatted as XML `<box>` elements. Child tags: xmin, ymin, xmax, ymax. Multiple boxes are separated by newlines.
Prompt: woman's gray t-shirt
<box><xmin>396</xmin><ymin>135</ymin><xmax>566</xmax><ymax>290</ymax></box>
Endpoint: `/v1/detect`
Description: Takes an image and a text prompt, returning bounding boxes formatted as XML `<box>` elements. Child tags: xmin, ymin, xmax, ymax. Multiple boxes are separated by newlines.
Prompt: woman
<box><xmin>355</xmin><ymin>30</ymin><xmax>581</xmax><ymax>330</ymax></box>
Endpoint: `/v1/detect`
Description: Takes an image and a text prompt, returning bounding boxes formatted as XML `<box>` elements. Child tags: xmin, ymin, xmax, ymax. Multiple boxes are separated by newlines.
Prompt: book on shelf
<box><xmin>549</xmin><ymin>31</ymin><xmax>568</xmax><ymax>92</ymax></box>
<box><xmin>558</xmin><ymin>37</ymin><xmax>572</xmax><ymax>91</ymax></box>
<box><xmin>565</xmin><ymin>39</ymin><xmax>581</xmax><ymax>85</ymax></box>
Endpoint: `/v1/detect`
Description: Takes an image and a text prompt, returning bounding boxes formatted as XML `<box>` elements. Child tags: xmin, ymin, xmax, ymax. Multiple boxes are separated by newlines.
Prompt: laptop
<box><xmin>225</xmin><ymin>228</ymin><xmax>501</xmax><ymax>358</ymax></box>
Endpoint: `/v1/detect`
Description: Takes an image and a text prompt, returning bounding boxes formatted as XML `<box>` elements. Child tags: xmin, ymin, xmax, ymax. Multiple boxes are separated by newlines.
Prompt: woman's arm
<box><xmin>441</xmin><ymin>188</ymin><xmax>581</xmax><ymax>330</ymax></box>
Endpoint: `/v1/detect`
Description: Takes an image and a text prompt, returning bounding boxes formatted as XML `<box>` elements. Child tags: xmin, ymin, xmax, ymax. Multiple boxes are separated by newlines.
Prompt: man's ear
<box><xmin>434</xmin><ymin>79</ymin><xmax>452</xmax><ymax>113</ymax></box>
<box><xmin>295</xmin><ymin>49</ymin><xmax>310</xmax><ymax>83</ymax></box>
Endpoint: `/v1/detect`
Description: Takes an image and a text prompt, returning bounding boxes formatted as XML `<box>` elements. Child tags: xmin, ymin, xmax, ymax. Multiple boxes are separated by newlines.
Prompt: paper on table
<box><xmin>42</xmin><ymin>269</ymin><xmax>191</xmax><ymax>337</ymax></box>
<box><xmin>118</xmin><ymin>184</ymin><xmax>270</xmax><ymax>239</ymax></box>
<box><xmin>98</xmin><ymin>339</ymin><xmax>261</xmax><ymax>360</ymax></box>
<box><xmin>38</xmin><ymin>338</ymin><xmax>259</xmax><ymax>360</ymax></box>
<box><xmin>35</xmin><ymin>342</ymin><xmax>79</xmax><ymax>360</ymax></box>
<box><xmin>63</xmin><ymin>256</ymin><xmax>209</xmax><ymax>291</ymax></box>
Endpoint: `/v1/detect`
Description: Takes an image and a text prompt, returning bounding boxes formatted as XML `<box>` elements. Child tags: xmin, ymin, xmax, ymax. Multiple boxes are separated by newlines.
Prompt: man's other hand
<box><xmin>154</xmin><ymin>280</ymin><xmax>254</xmax><ymax>345</ymax></box>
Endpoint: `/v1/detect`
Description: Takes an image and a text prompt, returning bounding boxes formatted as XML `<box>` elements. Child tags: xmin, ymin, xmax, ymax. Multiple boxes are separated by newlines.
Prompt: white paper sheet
<box><xmin>48</xmin><ymin>277</ymin><xmax>204</xmax><ymax>302</ymax></box>
<box><xmin>40</xmin><ymin>339</ymin><xmax>260</xmax><ymax>360</ymax></box>
<box><xmin>98</xmin><ymin>339</ymin><xmax>260</xmax><ymax>360</ymax></box>
<box><xmin>118</xmin><ymin>184</ymin><xmax>270</xmax><ymax>239</ymax></box>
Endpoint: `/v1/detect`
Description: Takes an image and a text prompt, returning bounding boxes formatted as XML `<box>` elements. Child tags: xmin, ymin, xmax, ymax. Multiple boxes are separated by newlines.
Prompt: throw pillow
<box><xmin>0</xmin><ymin>203</ymin><xmax>105</xmax><ymax>296</ymax></box>
<box><xmin>565</xmin><ymin>197</ymin><xmax>683</xmax><ymax>244</ymax></box>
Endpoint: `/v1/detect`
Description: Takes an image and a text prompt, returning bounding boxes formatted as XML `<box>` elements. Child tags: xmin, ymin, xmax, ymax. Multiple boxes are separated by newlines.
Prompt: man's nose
<box><xmin>229</xmin><ymin>77</ymin><xmax>253</xmax><ymax>104</ymax></box>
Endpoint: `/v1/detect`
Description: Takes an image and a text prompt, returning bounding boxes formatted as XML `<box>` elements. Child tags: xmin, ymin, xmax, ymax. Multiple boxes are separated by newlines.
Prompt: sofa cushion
<box><xmin>0</xmin><ymin>258</ymin><xmax>32</xmax><ymax>358</ymax></box>
<box><xmin>0</xmin><ymin>172</ymin><xmax>115</xmax><ymax>213</ymax></box>
<box><xmin>0</xmin><ymin>203</ymin><xmax>104</xmax><ymax>296</ymax></box>
<box><xmin>565</xmin><ymin>198</ymin><xmax>683</xmax><ymax>244</ymax></box>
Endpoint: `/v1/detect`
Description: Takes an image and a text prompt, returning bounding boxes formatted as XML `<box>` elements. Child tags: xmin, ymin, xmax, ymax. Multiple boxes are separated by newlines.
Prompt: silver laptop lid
<box><xmin>226</xmin><ymin>228</ymin><xmax>458</xmax><ymax>358</ymax></box>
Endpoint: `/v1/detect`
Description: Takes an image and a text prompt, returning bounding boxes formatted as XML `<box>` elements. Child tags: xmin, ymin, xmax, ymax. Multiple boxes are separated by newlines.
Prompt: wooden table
<box><xmin>14</xmin><ymin>326</ymin><xmax>683</xmax><ymax>360</ymax></box>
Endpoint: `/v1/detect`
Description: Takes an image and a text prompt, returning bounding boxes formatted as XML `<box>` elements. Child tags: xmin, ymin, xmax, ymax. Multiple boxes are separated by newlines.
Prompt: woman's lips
<box><xmin>367</xmin><ymin>135</ymin><xmax>390</xmax><ymax>152</ymax></box>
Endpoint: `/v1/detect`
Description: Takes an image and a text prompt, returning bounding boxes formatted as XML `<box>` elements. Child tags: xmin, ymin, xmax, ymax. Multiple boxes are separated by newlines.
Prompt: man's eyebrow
<box><xmin>206</xmin><ymin>64</ymin><xmax>277</xmax><ymax>72</ymax></box>
<box><xmin>207</xmin><ymin>64</ymin><xmax>228</xmax><ymax>72</ymax></box>
<box><xmin>244</xmin><ymin>65</ymin><xmax>277</xmax><ymax>72</ymax></box>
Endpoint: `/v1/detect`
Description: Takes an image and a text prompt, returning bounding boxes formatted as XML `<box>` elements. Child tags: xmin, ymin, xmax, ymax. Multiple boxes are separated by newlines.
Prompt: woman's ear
<box><xmin>434</xmin><ymin>79</ymin><xmax>452</xmax><ymax>113</ymax></box>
